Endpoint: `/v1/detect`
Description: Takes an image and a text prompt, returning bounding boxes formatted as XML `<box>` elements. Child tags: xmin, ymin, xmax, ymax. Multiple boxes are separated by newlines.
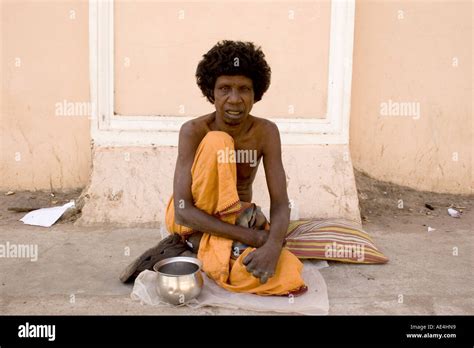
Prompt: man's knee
<box><xmin>200</xmin><ymin>131</ymin><xmax>234</xmax><ymax>150</ymax></box>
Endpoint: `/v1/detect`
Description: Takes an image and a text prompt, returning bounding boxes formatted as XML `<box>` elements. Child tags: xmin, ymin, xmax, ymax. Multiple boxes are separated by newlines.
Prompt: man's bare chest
<box><xmin>233</xmin><ymin>138</ymin><xmax>262</xmax><ymax>181</ymax></box>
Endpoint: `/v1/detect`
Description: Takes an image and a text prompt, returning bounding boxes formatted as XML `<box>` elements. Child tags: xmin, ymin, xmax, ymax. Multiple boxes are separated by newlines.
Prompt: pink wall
<box><xmin>0</xmin><ymin>0</ymin><xmax>91</xmax><ymax>190</ymax></box>
<box><xmin>0</xmin><ymin>0</ymin><xmax>471</xmax><ymax>195</ymax></box>
<box><xmin>114</xmin><ymin>1</ymin><xmax>331</xmax><ymax>118</ymax></box>
<box><xmin>350</xmin><ymin>0</ymin><xmax>472</xmax><ymax>194</ymax></box>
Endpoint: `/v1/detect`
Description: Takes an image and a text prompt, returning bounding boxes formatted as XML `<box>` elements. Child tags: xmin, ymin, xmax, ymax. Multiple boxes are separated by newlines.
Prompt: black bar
<box><xmin>0</xmin><ymin>315</ymin><xmax>472</xmax><ymax>346</ymax></box>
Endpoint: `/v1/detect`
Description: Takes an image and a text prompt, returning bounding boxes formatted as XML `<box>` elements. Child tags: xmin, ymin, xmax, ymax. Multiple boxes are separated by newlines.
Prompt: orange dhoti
<box><xmin>165</xmin><ymin>131</ymin><xmax>305</xmax><ymax>295</ymax></box>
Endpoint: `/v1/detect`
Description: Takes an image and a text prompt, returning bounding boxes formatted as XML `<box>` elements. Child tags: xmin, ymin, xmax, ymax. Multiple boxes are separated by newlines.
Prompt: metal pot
<box><xmin>153</xmin><ymin>256</ymin><xmax>203</xmax><ymax>305</ymax></box>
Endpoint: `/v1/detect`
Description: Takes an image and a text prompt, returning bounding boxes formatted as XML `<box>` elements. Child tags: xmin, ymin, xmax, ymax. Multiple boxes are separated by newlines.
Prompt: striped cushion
<box><xmin>284</xmin><ymin>219</ymin><xmax>388</xmax><ymax>264</ymax></box>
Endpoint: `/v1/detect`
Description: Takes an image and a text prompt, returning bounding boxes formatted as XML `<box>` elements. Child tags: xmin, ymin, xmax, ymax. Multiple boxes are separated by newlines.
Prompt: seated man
<box><xmin>165</xmin><ymin>40</ymin><xmax>306</xmax><ymax>296</ymax></box>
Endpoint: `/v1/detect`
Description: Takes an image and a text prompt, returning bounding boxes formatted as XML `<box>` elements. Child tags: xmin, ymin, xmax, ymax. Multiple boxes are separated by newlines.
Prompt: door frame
<box><xmin>88</xmin><ymin>0</ymin><xmax>355</xmax><ymax>146</ymax></box>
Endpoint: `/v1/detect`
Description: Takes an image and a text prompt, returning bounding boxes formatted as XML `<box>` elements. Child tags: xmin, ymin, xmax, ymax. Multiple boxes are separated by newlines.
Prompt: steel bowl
<box><xmin>153</xmin><ymin>256</ymin><xmax>203</xmax><ymax>305</ymax></box>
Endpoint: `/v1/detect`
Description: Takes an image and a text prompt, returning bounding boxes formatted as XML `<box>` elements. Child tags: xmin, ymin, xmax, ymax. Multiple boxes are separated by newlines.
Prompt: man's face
<box><xmin>213</xmin><ymin>75</ymin><xmax>254</xmax><ymax>126</ymax></box>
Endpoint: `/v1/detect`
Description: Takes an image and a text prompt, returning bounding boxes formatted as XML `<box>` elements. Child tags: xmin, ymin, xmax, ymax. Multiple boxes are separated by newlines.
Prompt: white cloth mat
<box><xmin>131</xmin><ymin>260</ymin><xmax>329</xmax><ymax>315</ymax></box>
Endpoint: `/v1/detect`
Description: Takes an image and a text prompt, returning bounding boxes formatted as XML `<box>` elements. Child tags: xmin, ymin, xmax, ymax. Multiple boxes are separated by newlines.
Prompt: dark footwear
<box><xmin>119</xmin><ymin>234</ymin><xmax>188</xmax><ymax>283</ymax></box>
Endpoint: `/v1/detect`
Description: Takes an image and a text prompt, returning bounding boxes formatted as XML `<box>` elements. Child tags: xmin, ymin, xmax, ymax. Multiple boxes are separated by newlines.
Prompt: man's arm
<box><xmin>172</xmin><ymin>122</ymin><xmax>268</xmax><ymax>248</ymax></box>
<box><xmin>243</xmin><ymin>121</ymin><xmax>290</xmax><ymax>283</ymax></box>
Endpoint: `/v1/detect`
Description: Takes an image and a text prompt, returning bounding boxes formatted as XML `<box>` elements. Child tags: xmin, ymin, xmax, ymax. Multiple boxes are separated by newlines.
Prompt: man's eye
<box><xmin>220</xmin><ymin>87</ymin><xmax>229</xmax><ymax>92</ymax></box>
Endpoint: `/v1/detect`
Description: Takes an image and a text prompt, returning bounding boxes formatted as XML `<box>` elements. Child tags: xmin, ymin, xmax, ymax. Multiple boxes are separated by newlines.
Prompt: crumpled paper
<box><xmin>20</xmin><ymin>201</ymin><xmax>75</xmax><ymax>227</ymax></box>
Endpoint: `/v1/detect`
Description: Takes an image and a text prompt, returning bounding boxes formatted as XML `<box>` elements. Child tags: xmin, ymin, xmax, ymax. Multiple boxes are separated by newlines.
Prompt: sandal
<box><xmin>119</xmin><ymin>233</ymin><xmax>189</xmax><ymax>283</ymax></box>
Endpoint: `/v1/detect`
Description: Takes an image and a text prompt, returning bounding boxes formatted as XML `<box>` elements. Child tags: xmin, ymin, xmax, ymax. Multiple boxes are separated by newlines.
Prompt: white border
<box><xmin>89</xmin><ymin>0</ymin><xmax>355</xmax><ymax>146</ymax></box>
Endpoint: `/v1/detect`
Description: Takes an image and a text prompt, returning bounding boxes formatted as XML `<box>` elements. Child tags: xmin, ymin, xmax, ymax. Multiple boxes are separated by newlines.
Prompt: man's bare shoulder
<box><xmin>249</xmin><ymin>115</ymin><xmax>280</xmax><ymax>137</ymax></box>
<box><xmin>180</xmin><ymin>113</ymin><xmax>214</xmax><ymax>138</ymax></box>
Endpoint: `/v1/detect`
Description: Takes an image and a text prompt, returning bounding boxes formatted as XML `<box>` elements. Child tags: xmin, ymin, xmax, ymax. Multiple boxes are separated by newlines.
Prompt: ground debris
<box><xmin>449</xmin><ymin>203</ymin><xmax>466</xmax><ymax>210</ymax></box>
<box><xmin>8</xmin><ymin>206</ymin><xmax>42</xmax><ymax>213</ymax></box>
<box><xmin>425</xmin><ymin>203</ymin><xmax>434</xmax><ymax>210</ymax></box>
<box><xmin>354</xmin><ymin>169</ymin><xmax>472</xmax><ymax>220</ymax></box>
<box><xmin>1</xmin><ymin>189</ymin><xmax>83</xmax><ymax>224</ymax></box>
<box><xmin>447</xmin><ymin>208</ymin><xmax>461</xmax><ymax>218</ymax></box>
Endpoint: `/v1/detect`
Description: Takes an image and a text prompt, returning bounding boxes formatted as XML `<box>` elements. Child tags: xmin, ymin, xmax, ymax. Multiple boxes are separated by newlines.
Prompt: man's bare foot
<box><xmin>179</xmin><ymin>250</ymin><xmax>197</xmax><ymax>258</ymax></box>
<box><xmin>186</xmin><ymin>232</ymin><xmax>203</xmax><ymax>254</ymax></box>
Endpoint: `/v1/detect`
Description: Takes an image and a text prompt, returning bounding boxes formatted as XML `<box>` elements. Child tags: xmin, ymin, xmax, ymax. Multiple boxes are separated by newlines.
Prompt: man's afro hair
<box><xmin>195</xmin><ymin>40</ymin><xmax>271</xmax><ymax>103</ymax></box>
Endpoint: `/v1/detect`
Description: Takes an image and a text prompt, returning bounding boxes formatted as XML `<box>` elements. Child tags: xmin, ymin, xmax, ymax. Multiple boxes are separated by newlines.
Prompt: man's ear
<box><xmin>209</xmin><ymin>91</ymin><xmax>215</xmax><ymax>104</ymax></box>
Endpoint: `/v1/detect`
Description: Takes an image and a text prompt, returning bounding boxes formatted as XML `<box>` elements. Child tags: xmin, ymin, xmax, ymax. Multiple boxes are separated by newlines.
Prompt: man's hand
<box><xmin>242</xmin><ymin>242</ymin><xmax>282</xmax><ymax>284</ymax></box>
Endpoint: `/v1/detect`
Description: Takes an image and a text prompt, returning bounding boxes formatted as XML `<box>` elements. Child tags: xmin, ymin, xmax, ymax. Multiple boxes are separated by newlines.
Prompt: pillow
<box><xmin>284</xmin><ymin>219</ymin><xmax>388</xmax><ymax>264</ymax></box>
